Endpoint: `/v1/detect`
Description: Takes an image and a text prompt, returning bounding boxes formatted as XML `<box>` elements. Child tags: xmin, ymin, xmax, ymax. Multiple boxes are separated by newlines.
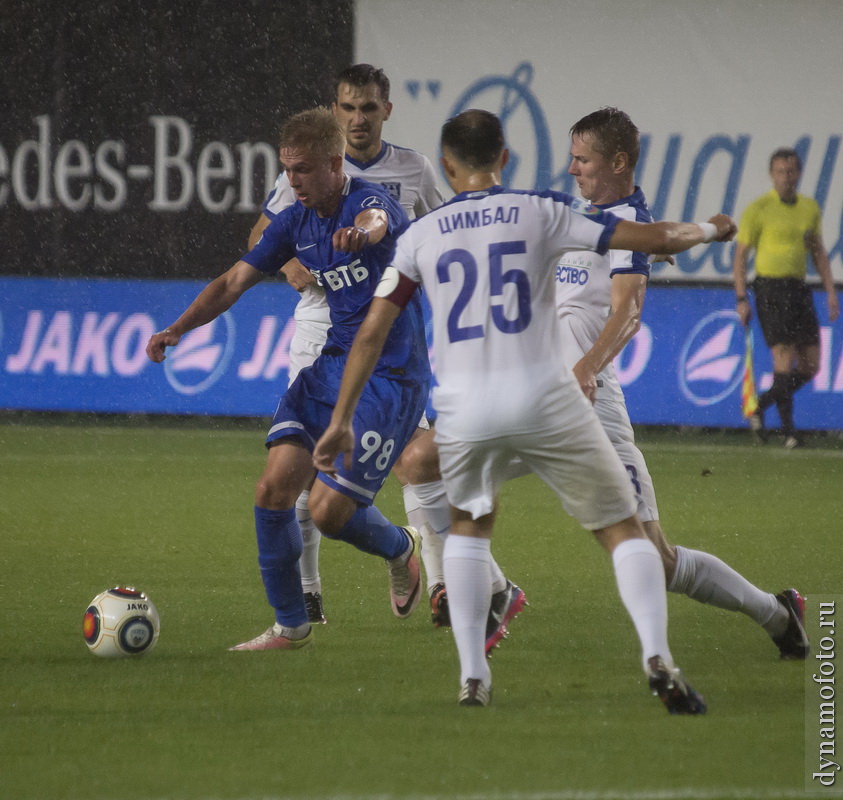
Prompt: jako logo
<box><xmin>163</xmin><ymin>313</ymin><xmax>236</xmax><ymax>395</ymax></box>
<box><xmin>679</xmin><ymin>310</ymin><xmax>744</xmax><ymax>406</ymax></box>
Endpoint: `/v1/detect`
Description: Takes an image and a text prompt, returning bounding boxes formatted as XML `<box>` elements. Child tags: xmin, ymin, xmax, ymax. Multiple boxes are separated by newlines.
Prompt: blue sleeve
<box><xmin>608</xmin><ymin>248</ymin><xmax>651</xmax><ymax>279</ymax></box>
<box><xmin>594</xmin><ymin>211</ymin><xmax>620</xmax><ymax>256</ymax></box>
<box><xmin>610</xmin><ymin>252</ymin><xmax>651</xmax><ymax>278</ymax></box>
<box><xmin>384</xmin><ymin>195</ymin><xmax>410</xmax><ymax>238</ymax></box>
<box><xmin>241</xmin><ymin>207</ymin><xmax>297</xmax><ymax>274</ymax></box>
<box><xmin>346</xmin><ymin>181</ymin><xmax>410</xmax><ymax>238</ymax></box>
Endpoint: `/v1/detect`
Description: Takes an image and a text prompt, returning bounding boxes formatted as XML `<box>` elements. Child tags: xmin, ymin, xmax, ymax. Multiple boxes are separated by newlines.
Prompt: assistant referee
<box><xmin>732</xmin><ymin>147</ymin><xmax>840</xmax><ymax>447</ymax></box>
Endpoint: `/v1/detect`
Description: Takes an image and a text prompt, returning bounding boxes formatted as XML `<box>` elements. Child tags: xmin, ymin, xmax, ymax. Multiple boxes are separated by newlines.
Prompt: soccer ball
<box><xmin>83</xmin><ymin>587</ymin><xmax>160</xmax><ymax>658</ymax></box>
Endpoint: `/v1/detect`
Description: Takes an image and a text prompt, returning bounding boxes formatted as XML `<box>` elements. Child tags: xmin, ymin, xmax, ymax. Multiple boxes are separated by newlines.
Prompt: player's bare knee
<box><xmin>797</xmin><ymin>347</ymin><xmax>820</xmax><ymax>378</ymax></box>
<box><xmin>256</xmin><ymin>439</ymin><xmax>313</xmax><ymax>509</ymax></box>
<box><xmin>254</xmin><ymin>473</ymin><xmax>299</xmax><ymax>509</ymax></box>
<box><xmin>391</xmin><ymin>452</ymin><xmax>410</xmax><ymax>485</ymax></box>
<box><xmin>656</xmin><ymin>540</ymin><xmax>678</xmax><ymax>584</ymax></box>
<box><xmin>643</xmin><ymin>521</ymin><xmax>676</xmax><ymax>581</ymax></box>
<box><xmin>593</xmin><ymin>515</ymin><xmax>646</xmax><ymax>553</ymax></box>
<box><xmin>398</xmin><ymin>430</ymin><xmax>441</xmax><ymax>484</ymax></box>
<box><xmin>309</xmin><ymin>490</ymin><xmax>355</xmax><ymax>536</ymax></box>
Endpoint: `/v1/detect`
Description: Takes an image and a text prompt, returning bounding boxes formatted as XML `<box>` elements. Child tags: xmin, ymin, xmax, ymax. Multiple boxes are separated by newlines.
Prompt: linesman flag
<box><xmin>741</xmin><ymin>328</ymin><xmax>759</xmax><ymax>418</ymax></box>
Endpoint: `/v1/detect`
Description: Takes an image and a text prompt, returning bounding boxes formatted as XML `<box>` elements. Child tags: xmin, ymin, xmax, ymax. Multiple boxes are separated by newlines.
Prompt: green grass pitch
<box><xmin>1</xmin><ymin>418</ymin><xmax>840</xmax><ymax>800</ymax></box>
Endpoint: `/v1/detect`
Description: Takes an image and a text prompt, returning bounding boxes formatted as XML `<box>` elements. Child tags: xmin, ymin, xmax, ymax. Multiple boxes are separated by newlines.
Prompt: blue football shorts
<box><xmin>266</xmin><ymin>352</ymin><xmax>429</xmax><ymax>505</ymax></box>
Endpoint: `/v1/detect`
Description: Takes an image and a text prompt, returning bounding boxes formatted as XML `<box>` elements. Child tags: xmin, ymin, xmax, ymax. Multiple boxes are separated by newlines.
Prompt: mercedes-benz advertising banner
<box><xmin>1</xmin><ymin>1</ymin><xmax>353</xmax><ymax>280</ymax></box>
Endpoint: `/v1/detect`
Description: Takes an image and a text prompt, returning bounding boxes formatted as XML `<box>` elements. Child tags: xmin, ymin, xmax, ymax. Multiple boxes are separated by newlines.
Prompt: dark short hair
<box><xmin>569</xmin><ymin>107</ymin><xmax>640</xmax><ymax>170</ymax></box>
<box><xmin>769</xmin><ymin>147</ymin><xmax>802</xmax><ymax>172</ymax></box>
<box><xmin>335</xmin><ymin>63</ymin><xmax>390</xmax><ymax>102</ymax></box>
<box><xmin>440</xmin><ymin>109</ymin><xmax>505</xmax><ymax>169</ymax></box>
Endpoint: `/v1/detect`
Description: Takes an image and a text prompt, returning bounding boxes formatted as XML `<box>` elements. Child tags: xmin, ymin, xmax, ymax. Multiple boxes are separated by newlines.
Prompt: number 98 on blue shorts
<box><xmin>265</xmin><ymin>353</ymin><xmax>429</xmax><ymax>505</ymax></box>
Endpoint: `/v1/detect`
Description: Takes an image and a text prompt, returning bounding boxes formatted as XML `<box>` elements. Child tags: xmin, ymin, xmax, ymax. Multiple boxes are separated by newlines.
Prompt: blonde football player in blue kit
<box><xmin>250</xmin><ymin>65</ymin><xmax>519</xmax><ymax>639</ymax></box>
<box><xmin>148</xmin><ymin>109</ymin><xmax>429</xmax><ymax>651</ymax></box>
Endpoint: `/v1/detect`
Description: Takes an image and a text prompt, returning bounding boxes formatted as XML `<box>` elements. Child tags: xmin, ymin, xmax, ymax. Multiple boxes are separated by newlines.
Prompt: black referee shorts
<box><xmin>753</xmin><ymin>276</ymin><xmax>820</xmax><ymax>348</ymax></box>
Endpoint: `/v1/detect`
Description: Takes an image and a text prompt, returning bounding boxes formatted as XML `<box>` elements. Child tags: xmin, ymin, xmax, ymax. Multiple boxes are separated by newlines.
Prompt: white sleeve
<box><xmin>389</xmin><ymin>229</ymin><xmax>423</xmax><ymax>285</ymax></box>
<box><xmin>413</xmin><ymin>156</ymin><xmax>446</xmax><ymax>217</ymax></box>
<box><xmin>263</xmin><ymin>172</ymin><xmax>296</xmax><ymax>218</ymax></box>
<box><xmin>609</xmin><ymin>248</ymin><xmax>634</xmax><ymax>272</ymax></box>
<box><xmin>544</xmin><ymin>200</ymin><xmax>609</xmax><ymax>261</ymax></box>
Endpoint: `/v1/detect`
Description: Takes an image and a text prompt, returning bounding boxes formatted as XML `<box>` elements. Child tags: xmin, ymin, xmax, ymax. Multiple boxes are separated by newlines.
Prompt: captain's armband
<box><xmin>374</xmin><ymin>266</ymin><xmax>419</xmax><ymax>309</ymax></box>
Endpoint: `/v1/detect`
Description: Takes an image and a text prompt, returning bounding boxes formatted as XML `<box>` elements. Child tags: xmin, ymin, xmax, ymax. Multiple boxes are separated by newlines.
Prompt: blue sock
<box><xmin>326</xmin><ymin>505</ymin><xmax>409</xmax><ymax>560</ymax></box>
<box><xmin>254</xmin><ymin>506</ymin><xmax>308</xmax><ymax>627</ymax></box>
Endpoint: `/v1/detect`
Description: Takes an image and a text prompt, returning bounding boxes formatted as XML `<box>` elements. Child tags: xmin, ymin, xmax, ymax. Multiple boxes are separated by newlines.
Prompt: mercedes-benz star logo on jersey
<box><xmin>163</xmin><ymin>312</ymin><xmax>236</xmax><ymax>396</ymax></box>
<box><xmin>679</xmin><ymin>310</ymin><xmax>744</xmax><ymax>407</ymax></box>
<box><xmin>361</xmin><ymin>195</ymin><xmax>386</xmax><ymax>209</ymax></box>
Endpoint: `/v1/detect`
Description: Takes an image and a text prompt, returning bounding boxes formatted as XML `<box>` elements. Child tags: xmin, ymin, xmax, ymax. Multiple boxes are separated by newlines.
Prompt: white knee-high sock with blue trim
<box><xmin>612</xmin><ymin>538</ymin><xmax>671</xmax><ymax>671</ymax></box>
<box><xmin>443</xmin><ymin>534</ymin><xmax>493</xmax><ymax>688</ymax></box>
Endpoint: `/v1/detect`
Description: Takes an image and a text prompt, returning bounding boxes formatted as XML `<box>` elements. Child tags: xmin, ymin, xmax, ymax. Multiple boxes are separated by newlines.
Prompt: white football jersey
<box><xmin>555</xmin><ymin>187</ymin><xmax>652</xmax><ymax>404</ymax></box>
<box><xmin>263</xmin><ymin>142</ymin><xmax>445</xmax><ymax>329</ymax></box>
<box><xmin>389</xmin><ymin>186</ymin><xmax>621</xmax><ymax>442</ymax></box>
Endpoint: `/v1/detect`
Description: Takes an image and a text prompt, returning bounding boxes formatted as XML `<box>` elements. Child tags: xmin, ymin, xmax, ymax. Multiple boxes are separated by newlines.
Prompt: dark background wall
<box><xmin>0</xmin><ymin>0</ymin><xmax>354</xmax><ymax>279</ymax></box>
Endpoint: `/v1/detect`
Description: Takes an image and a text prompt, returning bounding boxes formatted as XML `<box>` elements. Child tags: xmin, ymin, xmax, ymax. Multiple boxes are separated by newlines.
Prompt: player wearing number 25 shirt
<box><xmin>395</xmin><ymin>186</ymin><xmax>618</xmax><ymax>448</ymax></box>
<box><xmin>243</xmin><ymin>172</ymin><xmax>430</xmax><ymax>503</ymax></box>
<box><xmin>384</xmin><ymin>183</ymin><xmax>642</xmax><ymax>527</ymax></box>
<box><xmin>315</xmin><ymin>110</ymin><xmax>735</xmax><ymax>709</ymax></box>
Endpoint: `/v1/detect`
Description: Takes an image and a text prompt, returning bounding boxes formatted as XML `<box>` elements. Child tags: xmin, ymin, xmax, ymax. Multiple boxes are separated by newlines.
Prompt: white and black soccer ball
<box><xmin>83</xmin><ymin>587</ymin><xmax>160</xmax><ymax>658</ymax></box>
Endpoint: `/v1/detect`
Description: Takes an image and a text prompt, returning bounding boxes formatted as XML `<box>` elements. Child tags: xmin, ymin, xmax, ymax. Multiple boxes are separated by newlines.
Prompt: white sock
<box><xmin>443</xmin><ymin>535</ymin><xmax>492</xmax><ymax>688</ymax></box>
<box><xmin>612</xmin><ymin>538</ymin><xmax>671</xmax><ymax>672</ymax></box>
<box><xmin>489</xmin><ymin>556</ymin><xmax>507</xmax><ymax>594</ymax></box>
<box><xmin>296</xmin><ymin>490</ymin><xmax>321</xmax><ymax>594</ymax></box>
<box><xmin>402</xmin><ymin>483</ymin><xmax>428</xmax><ymax>533</ymax></box>
<box><xmin>411</xmin><ymin>480</ymin><xmax>507</xmax><ymax>595</ymax></box>
<box><xmin>410</xmin><ymin>481</ymin><xmax>449</xmax><ymax>591</ymax></box>
<box><xmin>273</xmin><ymin>621</ymin><xmax>311</xmax><ymax>640</ymax></box>
<box><xmin>411</xmin><ymin>480</ymin><xmax>451</xmax><ymax>535</ymax></box>
<box><xmin>670</xmin><ymin>546</ymin><xmax>785</xmax><ymax>635</ymax></box>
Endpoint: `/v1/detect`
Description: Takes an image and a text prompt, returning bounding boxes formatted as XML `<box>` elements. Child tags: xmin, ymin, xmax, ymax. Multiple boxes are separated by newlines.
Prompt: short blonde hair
<box><xmin>279</xmin><ymin>107</ymin><xmax>345</xmax><ymax>160</ymax></box>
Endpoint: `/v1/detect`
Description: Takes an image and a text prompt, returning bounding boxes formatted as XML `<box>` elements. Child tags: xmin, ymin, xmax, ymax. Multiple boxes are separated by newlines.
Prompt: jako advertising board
<box><xmin>1</xmin><ymin>277</ymin><xmax>840</xmax><ymax>429</ymax></box>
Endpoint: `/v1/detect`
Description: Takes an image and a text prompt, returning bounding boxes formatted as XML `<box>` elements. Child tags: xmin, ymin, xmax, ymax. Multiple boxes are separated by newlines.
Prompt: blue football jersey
<box><xmin>243</xmin><ymin>176</ymin><xmax>429</xmax><ymax>381</ymax></box>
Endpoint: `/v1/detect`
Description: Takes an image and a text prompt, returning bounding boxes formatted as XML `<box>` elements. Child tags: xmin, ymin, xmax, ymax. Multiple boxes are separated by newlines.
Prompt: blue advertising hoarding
<box><xmin>1</xmin><ymin>277</ymin><xmax>298</xmax><ymax>417</ymax></box>
<box><xmin>1</xmin><ymin>277</ymin><xmax>840</xmax><ymax>429</ymax></box>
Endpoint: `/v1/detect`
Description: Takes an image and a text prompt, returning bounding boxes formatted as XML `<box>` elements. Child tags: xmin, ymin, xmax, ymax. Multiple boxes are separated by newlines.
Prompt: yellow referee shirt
<box><xmin>736</xmin><ymin>189</ymin><xmax>822</xmax><ymax>279</ymax></box>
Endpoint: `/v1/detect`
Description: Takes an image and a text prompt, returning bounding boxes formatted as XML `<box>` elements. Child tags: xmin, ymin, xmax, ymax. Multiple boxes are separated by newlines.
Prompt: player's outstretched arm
<box><xmin>146</xmin><ymin>261</ymin><xmax>265</xmax><ymax>362</ymax></box>
<box><xmin>611</xmin><ymin>214</ymin><xmax>736</xmax><ymax>255</ymax></box>
<box><xmin>332</xmin><ymin>209</ymin><xmax>389</xmax><ymax>252</ymax></box>
<box><xmin>312</xmin><ymin>296</ymin><xmax>402</xmax><ymax>473</ymax></box>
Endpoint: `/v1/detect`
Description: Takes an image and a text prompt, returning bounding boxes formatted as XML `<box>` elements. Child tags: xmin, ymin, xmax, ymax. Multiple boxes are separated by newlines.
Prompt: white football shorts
<box><xmin>287</xmin><ymin>321</ymin><xmax>330</xmax><ymax>386</ymax></box>
<box><xmin>435</xmin><ymin>391</ymin><xmax>637</xmax><ymax>531</ymax></box>
<box><xmin>593</xmin><ymin>393</ymin><xmax>659</xmax><ymax>523</ymax></box>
